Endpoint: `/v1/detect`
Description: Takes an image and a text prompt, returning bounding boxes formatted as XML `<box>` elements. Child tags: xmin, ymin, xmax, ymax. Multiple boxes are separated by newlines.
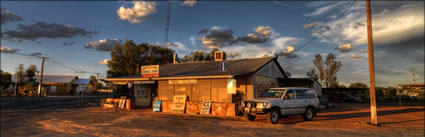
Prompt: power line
<box><xmin>295</xmin><ymin>0</ymin><xmax>358</xmax><ymax>52</ymax></box>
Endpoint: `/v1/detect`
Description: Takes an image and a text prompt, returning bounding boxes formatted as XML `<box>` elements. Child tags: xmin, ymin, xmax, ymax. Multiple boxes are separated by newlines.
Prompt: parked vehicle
<box><xmin>240</xmin><ymin>87</ymin><xmax>320</xmax><ymax>124</ymax></box>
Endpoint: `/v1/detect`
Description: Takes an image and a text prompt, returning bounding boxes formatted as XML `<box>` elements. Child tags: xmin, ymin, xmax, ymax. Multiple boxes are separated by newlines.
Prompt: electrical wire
<box><xmin>294</xmin><ymin>0</ymin><xmax>358</xmax><ymax>52</ymax></box>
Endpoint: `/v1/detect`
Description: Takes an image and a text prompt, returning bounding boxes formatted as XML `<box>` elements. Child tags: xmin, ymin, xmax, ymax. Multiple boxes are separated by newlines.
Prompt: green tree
<box><xmin>312</xmin><ymin>53</ymin><xmax>342</xmax><ymax>88</ymax></box>
<box><xmin>349</xmin><ymin>82</ymin><xmax>368</xmax><ymax>88</ymax></box>
<box><xmin>25</xmin><ymin>65</ymin><xmax>38</xmax><ymax>83</ymax></box>
<box><xmin>107</xmin><ymin>40</ymin><xmax>176</xmax><ymax>77</ymax></box>
<box><xmin>0</xmin><ymin>70</ymin><xmax>12</xmax><ymax>89</ymax></box>
<box><xmin>14</xmin><ymin>64</ymin><xmax>26</xmax><ymax>95</ymax></box>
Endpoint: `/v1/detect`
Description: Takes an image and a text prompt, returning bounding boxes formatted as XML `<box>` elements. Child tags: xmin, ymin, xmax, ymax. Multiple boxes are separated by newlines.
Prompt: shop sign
<box><xmin>141</xmin><ymin>65</ymin><xmax>159</xmax><ymax>78</ymax></box>
<box><xmin>134</xmin><ymin>81</ymin><xmax>155</xmax><ymax>84</ymax></box>
<box><xmin>171</xmin><ymin>95</ymin><xmax>187</xmax><ymax>113</ymax></box>
<box><xmin>112</xmin><ymin>81</ymin><xmax>127</xmax><ymax>85</ymax></box>
<box><xmin>227</xmin><ymin>79</ymin><xmax>236</xmax><ymax>94</ymax></box>
<box><xmin>169</xmin><ymin>79</ymin><xmax>197</xmax><ymax>84</ymax></box>
<box><xmin>200</xmin><ymin>101</ymin><xmax>212</xmax><ymax>115</ymax></box>
<box><xmin>153</xmin><ymin>100</ymin><xmax>162</xmax><ymax>112</ymax></box>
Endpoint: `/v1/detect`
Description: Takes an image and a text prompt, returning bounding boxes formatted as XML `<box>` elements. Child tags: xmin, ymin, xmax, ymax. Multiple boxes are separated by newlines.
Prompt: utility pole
<box><xmin>408</xmin><ymin>68</ymin><xmax>416</xmax><ymax>83</ymax></box>
<box><xmin>366</xmin><ymin>0</ymin><xmax>378</xmax><ymax>125</ymax></box>
<box><xmin>37</xmin><ymin>56</ymin><xmax>46</xmax><ymax>97</ymax></box>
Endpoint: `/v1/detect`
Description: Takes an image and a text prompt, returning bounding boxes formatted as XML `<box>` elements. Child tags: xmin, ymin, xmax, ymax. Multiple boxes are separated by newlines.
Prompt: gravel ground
<box><xmin>1</xmin><ymin>97</ymin><xmax>423</xmax><ymax>137</ymax></box>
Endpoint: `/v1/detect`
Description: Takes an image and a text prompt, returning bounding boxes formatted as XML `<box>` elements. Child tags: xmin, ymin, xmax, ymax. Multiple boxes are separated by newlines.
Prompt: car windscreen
<box><xmin>260</xmin><ymin>89</ymin><xmax>286</xmax><ymax>98</ymax></box>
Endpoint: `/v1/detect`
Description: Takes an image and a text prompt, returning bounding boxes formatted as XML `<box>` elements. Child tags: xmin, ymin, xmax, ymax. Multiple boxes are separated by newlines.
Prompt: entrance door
<box><xmin>134</xmin><ymin>84</ymin><xmax>153</xmax><ymax>107</ymax></box>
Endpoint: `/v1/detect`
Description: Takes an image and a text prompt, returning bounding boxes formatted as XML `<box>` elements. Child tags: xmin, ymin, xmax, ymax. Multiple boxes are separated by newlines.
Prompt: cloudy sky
<box><xmin>1</xmin><ymin>1</ymin><xmax>424</xmax><ymax>87</ymax></box>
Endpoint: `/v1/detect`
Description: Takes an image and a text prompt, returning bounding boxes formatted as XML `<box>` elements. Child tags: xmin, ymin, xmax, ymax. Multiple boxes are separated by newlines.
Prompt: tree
<box><xmin>306</xmin><ymin>69</ymin><xmax>319</xmax><ymax>81</ymax></box>
<box><xmin>107</xmin><ymin>40</ymin><xmax>176</xmax><ymax>77</ymax></box>
<box><xmin>15</xmin><ymin>64</ymin><xmax>25</xmax><ymax>95</ymax></box>
<box><xmin>180</xmin><ymin>48</ymin><xmax>226</xmax><ymax>63</ymax></box>
<box><xmin>0</xmin><ymin>70</ymin><xmax>11</xmax><ymax>89</ymax></box>
<box><xmin>25</xmin><ymin>65</ymin><xmax>38</xmax><ymax>83</ymax></box>
<box><xmin>349</xmin><ymin>82</ymin><xmax>368</xmax><ymax>88</ymax></box>
<box><xmin>311</xmin><ymin>53</ymin><xmax>342</xmax><ymax>88</ymax></box>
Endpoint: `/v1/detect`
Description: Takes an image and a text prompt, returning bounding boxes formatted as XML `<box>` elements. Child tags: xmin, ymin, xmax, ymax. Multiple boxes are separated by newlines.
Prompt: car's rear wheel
<box><xmin>266</xmin><ymin>109</ymin><xmax>280</xmax><ymax>124</ymax></box>
<box><xmin>244</xmin><ymin>113</ymin><xmax>256</xmax><ymax>121</ymax></box>
<box><xmin>303</xmin><ymin>107</ymin><xmax>314</xmax><ymax>121</ymax></box>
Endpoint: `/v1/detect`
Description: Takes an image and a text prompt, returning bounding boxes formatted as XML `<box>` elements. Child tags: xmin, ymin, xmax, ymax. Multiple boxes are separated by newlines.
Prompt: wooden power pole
<box><xmin>366</xmin><ymin>0</ymin><xmax>378</xmax><ymax>125</ymax></box>
<box><xmin>37</xmin><ymin>56</ymin><xmax>46</xmax><ymax>97</ymax></box>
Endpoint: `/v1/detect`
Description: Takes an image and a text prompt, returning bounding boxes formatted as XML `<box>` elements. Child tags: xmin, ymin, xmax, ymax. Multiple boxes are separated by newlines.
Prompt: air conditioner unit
<box><xmin>214</xmin><ymin>51</ymin><xmax>224</xmax><ymax>61</ymax></box>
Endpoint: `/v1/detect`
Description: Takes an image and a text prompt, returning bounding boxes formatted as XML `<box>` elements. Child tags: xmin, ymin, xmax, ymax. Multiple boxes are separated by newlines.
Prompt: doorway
<box><xmin>133</xmin><ymin>84</ymin><xmax>154</xmax><ymax>108</ymax></box>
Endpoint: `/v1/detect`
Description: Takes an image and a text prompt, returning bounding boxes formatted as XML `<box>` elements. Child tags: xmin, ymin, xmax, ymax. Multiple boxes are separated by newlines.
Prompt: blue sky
<box><xmin>1</xmin><ymin>1</ymin><xmax>424</xmax><ymax>87</ymax></box>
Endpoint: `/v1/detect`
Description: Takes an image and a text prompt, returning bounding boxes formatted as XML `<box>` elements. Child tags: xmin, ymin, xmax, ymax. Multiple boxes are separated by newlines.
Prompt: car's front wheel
<box><xmin>266</xmin><ymin>109</ymin><xmax>280</xmax><ymax>124</ymax></box>
<box><xmin>303</xmin><ymin>107</ymin><xmax>314</xmax><ymax>121</ymax></box>
<box><xmin>244</xmin><ymin>113</ymin><xmax>256</xmax><ymax>121</ymax></box>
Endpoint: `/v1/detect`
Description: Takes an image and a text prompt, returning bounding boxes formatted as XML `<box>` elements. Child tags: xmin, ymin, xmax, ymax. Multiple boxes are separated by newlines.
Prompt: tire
<box><xmin>266</xmin><ymin>109</ymin><xmax>280</xmax><ymax>124</ymax></box>
<box><xmin>244</xmin><ymin>113</ymin><xmax>256</xmax><ymax>121</ymax></box>
<box><xmin>303</xmin><ymin>107</ymin><xmax>314</xmax><ymax>121</ymax></box>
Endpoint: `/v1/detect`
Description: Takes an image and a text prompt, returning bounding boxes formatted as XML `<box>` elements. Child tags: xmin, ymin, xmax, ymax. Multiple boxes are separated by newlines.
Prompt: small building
<box><xmin>11</xmin><ymin>75</ymin><xmax>79</xmax><ymax>95</ymax></box>
<box><xmin>72</xmin><ymin>79</ymin><xmax>95</xmax><ymax>95</ymax></box>
<box><xmin>104</xmin><ymin>56</ymin><xmax>289</xmax><ymax>116</ymax></box>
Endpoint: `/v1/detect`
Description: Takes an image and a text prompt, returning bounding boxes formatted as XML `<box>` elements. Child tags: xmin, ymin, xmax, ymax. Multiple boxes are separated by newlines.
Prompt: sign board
<box><xmin>227</xmin><ymin>79</ymin><xmax>236</xmax><ymax>94</ymax></box>
<box><xmin>134</xmin><ymin>81</ymin><xmax>155</xmax><ymax>84</ymax></box>
<box><xmin>220</xmin><ymin>62</ymin><xmax>227</xmax><ymax>72</ymax></box>
<box><xmin>169</xmin><ymin>79</ymin><xmax>197</xmax><ymax>84</ymax></box>
<box><xmin>118</xmin><ymin>96</ymin><xmax>127</xmax><ymax>109</ymax></box>
<box><xmin>112</xmin><ymin>81</ymin><xmax>128</xmax><ymax>85</ymax></box>
<box><xmin>141</xmin><ymin>65</ymin><xmax>159</xmax><ymax>78</ymax></box>
<box><xmin>153</xmin><ymin>100</ymin><xmax>162</xmax><ymax>112</ymax></box>
<box><xmin>171</xmin><ymin>95</ymin><xmax>187</xmax><ymax>113</ymax></box>
<box><xmin>200</xmin><ymin>101</ymin><xmax>212</xmax><ymax>114</ymax></box>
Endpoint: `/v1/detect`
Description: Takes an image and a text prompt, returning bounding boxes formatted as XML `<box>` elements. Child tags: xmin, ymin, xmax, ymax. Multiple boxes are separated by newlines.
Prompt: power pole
<box><xmin>37</xmin><ymin>56</ymin><xmax>46</xmax><ymax>97</ymax></box>
<box><xmin>366</xmin><ymin>0</ymin><xmax>378</xmax><ymax>125</ymax></box>
<box><xmin>408</xmin><ymin>68</ymin><xmax>416</xmax><ymax>83</ymax></box>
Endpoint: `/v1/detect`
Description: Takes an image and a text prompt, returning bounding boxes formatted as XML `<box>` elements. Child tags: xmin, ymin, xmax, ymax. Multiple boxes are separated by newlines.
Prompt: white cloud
<box><xmin>98</xmin><ymin>59</ymin><xmax>109</xmax><ymax>65</ymax></box>
<box><xmin>303</xmin><ymin>22</ymin><xmax>321</xmax><ymax>28</ymax></box>
<box><xmin>336</xmin><ymin>44</ymin><xmax>353</xmax><ymax>53</ymax></box>
<box><xmin>304</xmin><ymin>2</ymin><xmax>348</xmax><ymax>16</ymax></box>
<box><xmin>221</xmin><ymin>37</ymin><xmax>300</xmax><ymax>58</ymax></box>
<box><xmin>254</xmin><ymin>26</ymin><xmax>272</xmax><ymax>37</ymax></box>
<box><xmin>117</xmin><ymin>1</ymin><xmax>157</xmax><ymax>24</ymax></box>
<box><xmin>0</xmin><ymin>46</ymin><xmax>19</xmax><ymax>53</ymax></box>
<box><xmin>350</xmin><ymin>54</ymin><xmax>361</xmax><ymax>58</ymax></box>
<box><xmin>182</xmin><ymin>0</ymin><xmax>197</xmax><ymax>7</ymax></box>
<box><xmin>84</xmin><ymin>38</ymin><xmax>123</xmax><ymax>52</ymax></box>
<box><xmin>167</xmin><ymin>42</ymin><xmax>192</xmax><ymax>55</ymax></box>
<box><xmin>311</xmin><ymin>3</ymin><xmax>424</xmax><ymax>46</ymax></box>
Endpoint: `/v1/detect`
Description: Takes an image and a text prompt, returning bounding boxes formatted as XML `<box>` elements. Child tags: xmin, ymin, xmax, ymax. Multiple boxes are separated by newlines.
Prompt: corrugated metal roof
<box><xmin>11</xmin><ymin>75</ymin><xmax>78</xmax><ymax>84</ymax></box>
<box><xmin>109</xmin><ymin>57</ymin><xmax>286</xmax><ymax>79</ymax></box>
<box><xmin>73</xmin><ymin>79</ymin><xmax>91</xmax><ymax>85</ymax></box>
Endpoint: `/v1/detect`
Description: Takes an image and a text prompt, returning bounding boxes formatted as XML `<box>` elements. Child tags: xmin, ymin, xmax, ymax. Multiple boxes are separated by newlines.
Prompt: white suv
<box><xmin>241</xmin><ymin>87</ymin><xmax>320</xmax><ymax>124</ymax></box>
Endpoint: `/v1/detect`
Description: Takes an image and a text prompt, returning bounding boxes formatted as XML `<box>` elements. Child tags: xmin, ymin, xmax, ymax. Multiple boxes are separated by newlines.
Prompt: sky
<box><xmin>1</xmin><ymin>0</ymin><xmax>424</xmax><ymax>87</ymax></box>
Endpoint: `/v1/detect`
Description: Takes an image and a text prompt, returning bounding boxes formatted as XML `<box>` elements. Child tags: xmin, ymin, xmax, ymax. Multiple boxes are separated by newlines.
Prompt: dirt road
<box><xmin>1</xmin><ymin>97</ymin><xmax>423</xmax><ymax>137</ymax></box>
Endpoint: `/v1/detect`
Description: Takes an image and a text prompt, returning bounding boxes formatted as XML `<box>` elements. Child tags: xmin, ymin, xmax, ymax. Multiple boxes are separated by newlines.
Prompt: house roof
<box><xmin>105</xmin><ymin>57</ymin><xmax>287</xmax><ymax>81</ymax></box>
<box><xmin>72</xmin><ymin>79</ymin><xmax>92</xmax><ymax>85</ymax></box>
<box><xmin>11</xmin><ymin>75</ymin><xmax>78</xmax><ymax>84</ymax></box>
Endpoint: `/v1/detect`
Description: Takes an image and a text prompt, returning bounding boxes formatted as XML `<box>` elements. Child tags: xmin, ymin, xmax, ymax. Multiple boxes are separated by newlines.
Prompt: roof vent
<box><xmin>214</xmin><ymin>51</ymin><xmax>224</xmax><ymax>61</ymax></box>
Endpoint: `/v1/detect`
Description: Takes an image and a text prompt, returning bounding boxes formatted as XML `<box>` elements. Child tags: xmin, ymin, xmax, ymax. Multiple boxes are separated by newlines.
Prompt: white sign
<box><xmin>141</xmin><ymin>65</ymin><xmax>159</xmax><ymax>78</ymax></box>
<box><xmin>172</xmin><ymin>95</ymin><xmax>187</xmax><ymax>113</ymax></box>
<box><xmin>200</xmin><ymin>101</ymin><xmax>212</xmax><ymax>115</ymax></box>
<box><xmin>169</xmin><ymin>79</ymin><xmax>197</xmax><ymax>84</ymax></box>
<box><xmin>227</xmin><ymin>79</ymin><xmax>236</xmax><ymax>94</ymax></box>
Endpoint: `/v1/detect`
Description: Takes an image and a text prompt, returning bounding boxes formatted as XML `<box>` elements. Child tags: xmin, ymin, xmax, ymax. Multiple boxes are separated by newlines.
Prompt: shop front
<box><xmin>103</xmin><ymin>57</ymin><xmax>289</xmax><ymax>116</ymax></box>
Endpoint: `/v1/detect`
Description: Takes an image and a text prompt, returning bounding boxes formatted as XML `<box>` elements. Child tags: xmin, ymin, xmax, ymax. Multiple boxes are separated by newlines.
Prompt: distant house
<box><xmin>72</xmin><ymin>79</ymin><xmax>94</xmax><ymax>94</ymax></box>
<box><xmin>398</xmin><ymin>83</ymin><xmax>425</xmax><ymax>98</ymax></box>
<box><xmin>12</xmin><ymin>75</ymin><xmax>78</xmax><ymax>95</ymax></box>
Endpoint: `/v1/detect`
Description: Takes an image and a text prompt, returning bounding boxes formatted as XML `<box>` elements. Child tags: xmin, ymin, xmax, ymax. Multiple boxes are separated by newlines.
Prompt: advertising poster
<box><xmin>153</xmin><ymin>100</ymin><xmax>162</xmax><ymax>112</ymax></box>
<box><xmin>171</xmin><ymin>95</ymin><xmax>187</xmax><ymax>113</ymax></box>
<box><xmin>200</xmin><ymin>101</ymin><xmax>212</xmax><ymax>115</ymax></box>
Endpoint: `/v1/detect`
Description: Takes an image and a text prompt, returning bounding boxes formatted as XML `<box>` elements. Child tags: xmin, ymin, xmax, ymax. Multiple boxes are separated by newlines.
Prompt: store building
<box><xmin>104</xmin><ymin>56</ymin><xmax>289</xmax><ymax>116</ymax></box>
